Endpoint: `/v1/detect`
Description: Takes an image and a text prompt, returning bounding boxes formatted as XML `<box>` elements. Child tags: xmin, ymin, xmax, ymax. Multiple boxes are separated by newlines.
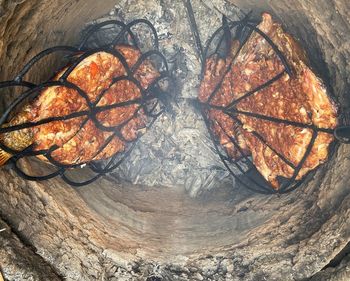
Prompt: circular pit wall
<box><xmin>0</xmin><ymin>0</ymin><xmax>349</xmax><ymax>280</ymax></box>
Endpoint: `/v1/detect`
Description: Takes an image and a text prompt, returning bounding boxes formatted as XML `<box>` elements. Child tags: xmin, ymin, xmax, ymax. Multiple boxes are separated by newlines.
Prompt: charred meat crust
<box><xmin>12</xmin><ymin>45</ymin><xmax>159</xmax><ymax>165</ymax></box>
<box><xmin>199</xmin><ymin>13</ymin><xmax>337</xmax><ymax>189</ymax></box>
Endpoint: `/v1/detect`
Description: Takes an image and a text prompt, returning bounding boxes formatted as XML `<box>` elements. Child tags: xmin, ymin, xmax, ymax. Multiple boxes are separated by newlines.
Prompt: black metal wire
<box><xmin>183</xmin><ymin>0</ymin><xmax>204</xmax><ymax>64</ymax></box>
<box><xmin>0</xmin><ymin>19</ymin><xmax>172</xmax><ymax>186</ymax></box>
<box><xmin>196</xmin><ymin>14</ymin><xmax>340</xmax><ymax>194</ymax></box>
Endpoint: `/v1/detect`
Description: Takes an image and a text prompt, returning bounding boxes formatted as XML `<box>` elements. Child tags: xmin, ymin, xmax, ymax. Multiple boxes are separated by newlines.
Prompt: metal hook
<box><xmin>334</xmin><ymin>126</ymin><xmax>350</xmax><ymax>143</ymax></box>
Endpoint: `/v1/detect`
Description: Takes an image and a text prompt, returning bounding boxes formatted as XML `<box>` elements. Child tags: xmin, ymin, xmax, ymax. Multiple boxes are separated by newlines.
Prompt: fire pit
<box><xmin>0</xmin><ymin>0</ymin><xmax>349</xmax><ymax>280</ymax></box>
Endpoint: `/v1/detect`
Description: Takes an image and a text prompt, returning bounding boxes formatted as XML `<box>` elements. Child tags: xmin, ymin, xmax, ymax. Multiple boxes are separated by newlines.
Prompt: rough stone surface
<box><xmin>0</xmin><ymin>218</ymin><xmax>61</xmax><ymax>281</ymax></box>
<box><xmin>0</xmin><ymin>0</ymin><xmax>349</xmax><ymax>281</ymax></box>
<box><xmin>309</xmin><ymin>254</ymin><xmax>350</xmax><ymax>281</ymax></box>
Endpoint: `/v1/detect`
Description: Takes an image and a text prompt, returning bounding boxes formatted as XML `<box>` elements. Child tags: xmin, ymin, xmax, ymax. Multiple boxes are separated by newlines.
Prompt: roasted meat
<box><xmin>0</xmin><ymin>45</ymin><xmax>160</xmax><ymax>166</ymax></box>
<box><xmin>199</xmin><ymin>49</ymin><xmax>250</xmax><ymax>159</ymax></box>
<box><xmin>199</xmin><ymin>13</ymin><xmax>337</xmax><ymax>188</ymax></box>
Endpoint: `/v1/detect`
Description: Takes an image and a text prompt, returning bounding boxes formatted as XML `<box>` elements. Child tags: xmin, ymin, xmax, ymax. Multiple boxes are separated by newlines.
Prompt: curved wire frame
<box><xmin>0</xmin><ymin>19</ymin><xmax>172</xmax><ymax>187</ymax></box>
<box><xmin>197</xmin><ymin>18</ymin><xmax>339</xmax><ymax>194</ymax></box>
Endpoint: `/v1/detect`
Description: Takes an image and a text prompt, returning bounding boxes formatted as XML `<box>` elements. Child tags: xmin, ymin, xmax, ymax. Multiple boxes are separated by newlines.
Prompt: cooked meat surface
<box><xmin>1</xmin><ymin>45</ymin><xmax>160</xmax><ymax>166</ymax></box>
<box><xmin>199</xmin><ymin>13</ymin><xmax>337</xmax><ymax>188</ymax></box>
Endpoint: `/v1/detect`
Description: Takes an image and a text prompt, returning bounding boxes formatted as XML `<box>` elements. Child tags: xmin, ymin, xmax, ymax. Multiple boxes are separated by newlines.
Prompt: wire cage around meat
<box><xmin>0</xmin><ymin>19</ymin><xmax>173</xmax><ymax>187</ymax></box>
<box><xmin>194</xmin><ymin>13</ymin><xmax>349</xmax><ymax>195</ymax></box>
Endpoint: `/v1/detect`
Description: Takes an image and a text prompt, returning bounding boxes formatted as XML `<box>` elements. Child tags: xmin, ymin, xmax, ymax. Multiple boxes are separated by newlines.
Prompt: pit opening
<box><xmin>0</xmin><ymin>0</ymin><xmax>349</xmax><ymax>280</ymax></box>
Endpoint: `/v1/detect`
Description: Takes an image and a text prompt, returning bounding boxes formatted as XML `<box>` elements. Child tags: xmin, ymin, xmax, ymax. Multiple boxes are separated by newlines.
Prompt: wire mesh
<box><xmin>194</xmin><ymin>14</ymin><xmax>343</xmax><ymax>194</ymax></box>
<box><xmin>0</xmin><ymin>19</ymin><xmax>172</xmax><ymax>187</ymax></box>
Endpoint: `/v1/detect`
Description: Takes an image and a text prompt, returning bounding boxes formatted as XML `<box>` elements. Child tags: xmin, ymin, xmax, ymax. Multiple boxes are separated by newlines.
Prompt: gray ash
<box><xmin>86</xmin><ymin>0</ymin><xmax>244</xmax><ymax>196</ymax></box>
